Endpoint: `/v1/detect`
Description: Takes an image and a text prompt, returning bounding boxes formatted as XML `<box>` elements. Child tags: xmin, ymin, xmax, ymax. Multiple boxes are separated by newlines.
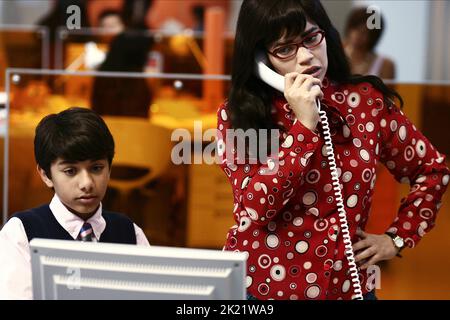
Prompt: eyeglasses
<box><xmin>268</xmin><ymin>30</ymin><xmax>325</xmax><ymax>60</ymax></box>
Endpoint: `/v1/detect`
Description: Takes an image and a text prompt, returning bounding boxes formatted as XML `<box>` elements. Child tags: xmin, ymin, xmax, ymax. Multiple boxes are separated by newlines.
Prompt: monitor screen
<box><xmin>30</xmin><ymin>238</ymin><xmax>246</xmax><ymax>300</ymax></box>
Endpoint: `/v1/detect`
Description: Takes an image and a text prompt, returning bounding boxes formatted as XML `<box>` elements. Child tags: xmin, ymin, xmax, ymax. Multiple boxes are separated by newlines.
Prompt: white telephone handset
<box><xmin>254</xmin><ymin>51</ymin><xmax>286</xmax><ymax>92</ymax></box>
<box><xmin>254</xmin><ymin>52</ymin><xmax>364</xmax><ymax>300</ymax></box>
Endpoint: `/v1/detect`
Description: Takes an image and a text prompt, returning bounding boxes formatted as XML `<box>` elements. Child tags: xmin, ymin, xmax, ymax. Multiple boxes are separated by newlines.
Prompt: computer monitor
<box><xmin>30</xmin><ymin>238</ymin><xmax>246</xmax><ymax>300</ymax></box>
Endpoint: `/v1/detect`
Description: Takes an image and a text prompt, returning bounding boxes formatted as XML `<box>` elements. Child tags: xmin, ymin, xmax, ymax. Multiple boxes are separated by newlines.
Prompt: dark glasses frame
<box><xmin>267</xmin><ymin>30</ymin><xmax>326</xmax><ymax>60</ymax></box>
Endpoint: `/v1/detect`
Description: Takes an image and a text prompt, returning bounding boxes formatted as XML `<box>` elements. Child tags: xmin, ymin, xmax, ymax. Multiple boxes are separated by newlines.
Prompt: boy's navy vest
<box><xmin>13</xmin><ymin>204</ymin><xmax>137</xmax><ymax>244</ymax></box>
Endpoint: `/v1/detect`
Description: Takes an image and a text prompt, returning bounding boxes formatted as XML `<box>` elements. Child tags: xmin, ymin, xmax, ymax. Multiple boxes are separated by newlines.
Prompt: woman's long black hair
<box><xmin>228</xmin><ymin>0</ymin><xmax>402</xmax><ymax>133</ymax></box>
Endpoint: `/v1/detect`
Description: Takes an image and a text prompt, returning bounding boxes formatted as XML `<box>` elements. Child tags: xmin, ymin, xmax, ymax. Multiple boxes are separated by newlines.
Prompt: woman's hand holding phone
<box><xmin>284</xmin><ymin>73</ymin><xmax>323</xmax><ymax>132</ymax></box>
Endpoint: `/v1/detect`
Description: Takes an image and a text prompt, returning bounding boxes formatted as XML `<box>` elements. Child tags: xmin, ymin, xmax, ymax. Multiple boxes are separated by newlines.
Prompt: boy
<box><xmin>0</xmin><ymin>107</ymin><xmax>150</xmax><ymax>299</ymax></box>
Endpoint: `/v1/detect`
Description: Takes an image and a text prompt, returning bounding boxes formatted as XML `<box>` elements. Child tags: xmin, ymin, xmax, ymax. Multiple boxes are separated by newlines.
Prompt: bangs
<box><xmin>48</xmin><ymin>117</ymin><xmax>114</xmax><ymax>165</ymax></box>
<box><xmin>260</xmin><ymin>3</ymin><xmax>308</xmax><ymax>47</ymax></box>
<box><xmin>57</xmin><ymin>134</ymin><xmax>111</xmax><ymax>163</ymax></box>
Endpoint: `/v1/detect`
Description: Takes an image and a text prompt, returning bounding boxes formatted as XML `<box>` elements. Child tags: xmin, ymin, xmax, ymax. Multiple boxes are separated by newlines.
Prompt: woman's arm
<box><xmin>217</xmin><ymin>102</ymin><xmax>320</xmax><ymax>226</ymax></box>
<box><xmin>352</xmin><ymin>87</ymin><xmax>449</xmax><ymax>268</ymax></box>
<box><xmin>377</xmin><ymin>94</ymin><xmax>449</xmax><ymax>248</ymax></box>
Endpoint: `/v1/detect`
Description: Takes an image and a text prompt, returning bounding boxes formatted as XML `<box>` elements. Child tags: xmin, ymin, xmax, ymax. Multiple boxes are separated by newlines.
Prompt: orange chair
<box><xmin>102</xmin><ymin>116</ymin><xmax>173</xmax><ymax>212</ymax></box>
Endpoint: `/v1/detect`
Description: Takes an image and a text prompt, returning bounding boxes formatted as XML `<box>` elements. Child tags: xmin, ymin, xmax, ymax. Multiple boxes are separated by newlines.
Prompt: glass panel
<box><xmin>3</xmin><ymin>70</ymin><xmax>231</xmax><ymax>246</ymax></box>
<box><xmin>0</xmin><ymin>25</ymin><xmax>50</xmax><ymax>90</ymax></box>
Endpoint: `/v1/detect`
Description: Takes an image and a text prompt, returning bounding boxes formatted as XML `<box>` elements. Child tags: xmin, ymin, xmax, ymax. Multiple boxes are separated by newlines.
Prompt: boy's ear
<box><xmin>36</xmin><ymin>165</ymin><xmax>54</xmax><ymax>188</ymax></box>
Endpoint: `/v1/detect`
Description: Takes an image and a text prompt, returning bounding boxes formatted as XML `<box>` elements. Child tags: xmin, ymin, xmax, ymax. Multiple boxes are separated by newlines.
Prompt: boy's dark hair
<box><xmin>34</xmin><ymin>107</ymin><xmax>115</xmax><ymax>178</ymax></box>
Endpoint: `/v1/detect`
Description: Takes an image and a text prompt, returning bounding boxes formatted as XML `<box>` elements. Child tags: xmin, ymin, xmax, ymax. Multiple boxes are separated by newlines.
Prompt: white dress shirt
<box><xmin>0</xmin><ymin>195</ymin><xmax>150</xmax><ymax>300</ymax></box>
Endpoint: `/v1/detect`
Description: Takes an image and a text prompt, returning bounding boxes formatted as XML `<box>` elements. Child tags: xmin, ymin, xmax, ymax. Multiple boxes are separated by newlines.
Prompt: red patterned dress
<box><xmin>217</xmin><ymin>77</ymin><xmax>450</xmax><ymax>300</ymax></box>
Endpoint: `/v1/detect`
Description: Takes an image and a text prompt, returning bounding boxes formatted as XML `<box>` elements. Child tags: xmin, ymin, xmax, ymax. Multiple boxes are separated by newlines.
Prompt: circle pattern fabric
<box><xmin>217</xmin><ymin>79</ymin><xmax>450</xmax><ymax>300</ymax></box>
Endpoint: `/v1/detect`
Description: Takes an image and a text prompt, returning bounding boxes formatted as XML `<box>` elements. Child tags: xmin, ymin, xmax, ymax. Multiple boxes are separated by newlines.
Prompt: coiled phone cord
<box><xmin>316</xmin><ymin>99</ymin><xmax>364</xmax><ymax>300</ymax></box>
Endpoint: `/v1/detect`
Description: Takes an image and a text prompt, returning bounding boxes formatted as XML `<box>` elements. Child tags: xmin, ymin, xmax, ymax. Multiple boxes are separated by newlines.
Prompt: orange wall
<box><xmin>87</xmin><ymin>0</ymin><xmax>229</xmax><ymax>29</ymax></box>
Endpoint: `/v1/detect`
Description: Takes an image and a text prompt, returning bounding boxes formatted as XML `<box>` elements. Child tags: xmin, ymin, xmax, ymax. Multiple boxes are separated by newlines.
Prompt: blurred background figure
<box><xmin>91</xmin><ymin>32</ymin><xmax>153</xmax><ymax>117</ymax></box>
<box><xmin>37</xmin><ymin>0</ymin><xmax>90</xmax><ymax>40</ymax></box>
<box><xmin>191</xmin><ymin>5</ymin><xmax>205</xmax><ymax>32</ymax></box>
<box><xmin>343</xmin><ymin>6</ymin><xmax>396</xmax><ymax>80</ymax></box>
<box><xmin>97</xmin><ymin>9</ymin><xmax>125</xmax><ymax>35</ymax></box>
<box><xmin>36</xmin><ymin>0</ymin><xmax>91</xmax><ymax>69</ymax></box>
<box><xmin>122</xmin><ymin>0</ymin><xmax>154</xmax><ymax>29</ymax></box>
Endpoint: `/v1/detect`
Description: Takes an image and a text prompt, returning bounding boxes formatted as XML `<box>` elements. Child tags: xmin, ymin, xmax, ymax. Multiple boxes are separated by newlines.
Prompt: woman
<box><xmin>217</xmin><ymin>0</ymin><xmax>449</xmax><ymax>300</ymax></box>
<box><xmin>343</xmin><ymin>6</ymin><xmax>396</xmax><ymax>79</ymax></box>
